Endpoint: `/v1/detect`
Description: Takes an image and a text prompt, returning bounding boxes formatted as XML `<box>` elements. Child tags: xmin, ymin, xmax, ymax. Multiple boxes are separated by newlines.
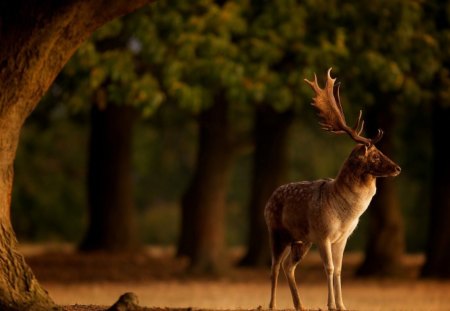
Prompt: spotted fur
<box><xmin>265</xmin><ymin>144</ymin><xmax>400</xmax><ymax>311</ymax></box>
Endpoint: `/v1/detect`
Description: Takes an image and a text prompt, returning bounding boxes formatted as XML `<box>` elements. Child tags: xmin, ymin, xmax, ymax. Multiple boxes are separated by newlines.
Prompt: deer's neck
<box><xmin>332</xmin><ymin>161</ymin><xmax>376</xmax><ymax>218</ymax></box>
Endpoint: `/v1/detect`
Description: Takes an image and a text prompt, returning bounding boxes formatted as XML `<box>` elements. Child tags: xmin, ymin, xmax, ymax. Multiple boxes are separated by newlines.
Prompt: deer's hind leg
<box><xmin>283</xmin><ymin>241</ymin><xmax>312</xmax><ymax>311</ymax></box>
<box><xmin>268</xmin><ymin>230</ymin><xmax>290</xmax><ymax>310</ymax></box>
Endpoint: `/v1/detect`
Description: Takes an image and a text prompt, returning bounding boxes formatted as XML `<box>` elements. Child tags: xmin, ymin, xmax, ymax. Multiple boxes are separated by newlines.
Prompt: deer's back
<box><xmin>264</xmin><ymin>180</ymin><xmax>330</xmax><ymax>241</ymax></box>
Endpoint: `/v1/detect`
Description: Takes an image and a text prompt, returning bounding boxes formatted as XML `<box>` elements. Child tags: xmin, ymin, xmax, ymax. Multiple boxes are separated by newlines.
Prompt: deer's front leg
<box><xmin>318</xmin><ymin>239</ymin><xmax>336</xmax><ymax>310</ymax></box>
<box><xmin>332</xmin><ymin>239</ymin><xmax>348</xmax><ymax>310</ymax></box>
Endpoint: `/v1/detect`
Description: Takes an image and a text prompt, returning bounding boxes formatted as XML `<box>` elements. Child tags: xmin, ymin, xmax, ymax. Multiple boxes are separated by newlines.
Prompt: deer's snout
<box><xmin>393</xmin><ymin>165</ymin><xmax>401</xmax><ymax>176</ymax></box>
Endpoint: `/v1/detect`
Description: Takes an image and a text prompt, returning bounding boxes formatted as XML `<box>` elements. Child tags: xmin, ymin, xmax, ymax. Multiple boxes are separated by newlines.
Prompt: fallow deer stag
<box><xmin>264</xmin><ymin>68</ymin><xmax>401</xmax><ymax>311</ymax></box>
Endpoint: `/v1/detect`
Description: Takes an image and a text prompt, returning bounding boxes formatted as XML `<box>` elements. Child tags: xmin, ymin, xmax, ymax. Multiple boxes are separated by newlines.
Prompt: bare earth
<box><xmin>21</xmin><ymin>244</ymin><xmax>450</xmax><ymax>311</ymax></box>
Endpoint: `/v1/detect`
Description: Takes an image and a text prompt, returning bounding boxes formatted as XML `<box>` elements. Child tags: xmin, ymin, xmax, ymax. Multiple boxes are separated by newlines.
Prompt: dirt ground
<box><xmin>21</xmin><ymin>244</ymin><xmax>450</xmax><ymax>311</ymax></box>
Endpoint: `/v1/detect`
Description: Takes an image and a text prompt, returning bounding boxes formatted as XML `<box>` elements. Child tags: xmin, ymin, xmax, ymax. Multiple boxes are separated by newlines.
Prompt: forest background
<box><xmin>10</xmin><ymin>0</ymin><xmax>450</xmax><ymax>277</ymax></box>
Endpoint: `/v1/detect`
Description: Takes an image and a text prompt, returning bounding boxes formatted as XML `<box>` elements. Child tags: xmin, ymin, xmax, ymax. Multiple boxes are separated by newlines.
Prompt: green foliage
<box><xmin>342</xmin><ymin>0</ymin><xmax>438</xmax><ymax>105</ymax></box>
<box><xmin>141</xmin><ymin>0</ymin><xmax>247</xmax><ymax>113</ymax></box>
<box><xmin>125</xmin><ymin>0</ymin><xmax>317</xmax><ymax>115</ymax></box>
<box><xmin>13</xmin><ymin>0</ymin><xmax>447</xmax><ymax>252</ymax></box>
<box><xmin>61</xmin><ymin>16</ymin><xmax>165</xmax><ymax>116</ymax></box>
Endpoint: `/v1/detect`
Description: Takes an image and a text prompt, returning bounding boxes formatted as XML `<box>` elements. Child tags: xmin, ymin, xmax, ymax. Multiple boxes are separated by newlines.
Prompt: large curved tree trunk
<box><xmin>80</xmin><ymin>102</ymin><xmax>138</xmax><ymax>252</ymax></box>
<box><xmin>357</xmin><ymin>95</ymin><xmax>404</xmax><ymax>276</ymax></box>
<box><xmin>239</xmin><ymin>105</ymin><xmax>293</xmax><ymax>267</ymax></box>
<box><xmin>0</xmin><ymin>1</ymin><xmax>152</xmax><ymax>309</ymax></box>
<box><xmin>0</xmin><ymin>121</ymin><xmax>56</xmax><ymax>310</ymax></box>
<box><xmin>177</xmin><ymin>97</ymin><xmax>236</xmax><ymax>274</ymax></box>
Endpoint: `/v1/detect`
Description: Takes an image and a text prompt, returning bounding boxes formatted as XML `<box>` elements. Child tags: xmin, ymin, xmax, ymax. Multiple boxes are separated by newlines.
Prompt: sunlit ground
<box><xmin>45</xmin><ymin>280</ymin><xmax>450</xmax><ymax>311</ymax></box>
<box><xmin>21</xmin><ymin>244</ymin><xmax>450</xmax><ymax>311</ymax></box>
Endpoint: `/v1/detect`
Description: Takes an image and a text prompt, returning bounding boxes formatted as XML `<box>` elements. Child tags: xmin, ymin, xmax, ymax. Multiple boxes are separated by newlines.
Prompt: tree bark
<box><xmin>0</xmin><ymin>0</ymin><xmax>152</xmax><ymax>308</ymax></box>
<box><xmin>80</xmin><ymin>100</ymin><xmax>138</xmax><ymax>252</ymax></box>
<box><xmin>239</xmin><ymin>105</ymin><xmax>294</xmax><ymax>266</ymax></box>
<box><xmin>0</xmin><ymin>118</ymin><xmax>57</xmax><ymax>311</ymax></box>
<box><xmin>421</xmin><ymin>76</ymin><xmax>450</xmax><ymax>278</ymax></box>
<box><xmin>177</xmin><ymin>97</ymin><xmax>236</xmax><ymax>274</ymax></box>
<box><xmin>357</xmin><ymin>96</ymin><xmax>404</xmax><ymax>276</ymax></box>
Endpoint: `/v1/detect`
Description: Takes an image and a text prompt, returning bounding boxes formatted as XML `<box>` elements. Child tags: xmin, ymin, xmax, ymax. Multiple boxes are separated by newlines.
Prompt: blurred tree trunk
<box><xmin>422</xmin><ymin>98</ymin><xmax>450</xmax><ymax>277</ymax></box>
<box><xmin>239</xmin><ymin>105</ymin><xmax>293</xmax><ymax>266</ymax></box>
<box><xmin>357</xmin><ymin>95</ymin><xmax>404</xmax><ymax>276</ymax></box>
<box><xmin>80</xmin><ymin>95</ymin><xmax>138</xmax><ymax>252</ymax></box>
<box><xmin>177</xmin><ymin>97</ymin><xmax>235</xmax><ymax>273</ymax></box>
<box><xmin>0</xmin><ymin>1</ymin><xmax>152</xmax><ymax>308</ymax></box>
<box><xmin>421</xmin><ymin>0</ymin><xmax>450</xmax><ymax>279</ymax></box>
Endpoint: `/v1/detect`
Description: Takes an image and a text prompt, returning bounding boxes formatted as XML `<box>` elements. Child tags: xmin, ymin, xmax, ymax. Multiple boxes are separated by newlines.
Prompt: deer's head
<box><xmin>305</xmin><ymin>68</ymin><xmax>401</xmax><ymax>178</ymax></box>
<box><xmin>348</xmin><ymin>144</ymin><xmax>401</xmax><ymax>178</ymax></box>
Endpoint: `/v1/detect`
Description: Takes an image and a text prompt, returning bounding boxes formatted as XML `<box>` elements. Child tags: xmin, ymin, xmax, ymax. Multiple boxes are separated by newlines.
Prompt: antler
<box><xmin>304</xmin><ymin>68</ymin><xmax>383</xmax><ymax>146</ymax></box>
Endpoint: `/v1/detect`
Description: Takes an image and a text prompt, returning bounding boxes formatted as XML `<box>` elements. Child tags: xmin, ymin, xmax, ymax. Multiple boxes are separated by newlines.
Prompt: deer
<box><xmin>264</xmin><ymin>68</ymin><xmax>401</xmax><ymax>311</ymax></box>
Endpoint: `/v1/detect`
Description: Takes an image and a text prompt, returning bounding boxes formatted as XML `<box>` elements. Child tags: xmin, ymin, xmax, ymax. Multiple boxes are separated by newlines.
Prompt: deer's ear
<box><xmin>364</xmin><ymin>145</ymin><xmax>369</xmax><ymax>156</ymax></box>
<box><xmin>356</xmin><ymin>144</ymin><xmax>369</xmax><ymax>158</ymax></box>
